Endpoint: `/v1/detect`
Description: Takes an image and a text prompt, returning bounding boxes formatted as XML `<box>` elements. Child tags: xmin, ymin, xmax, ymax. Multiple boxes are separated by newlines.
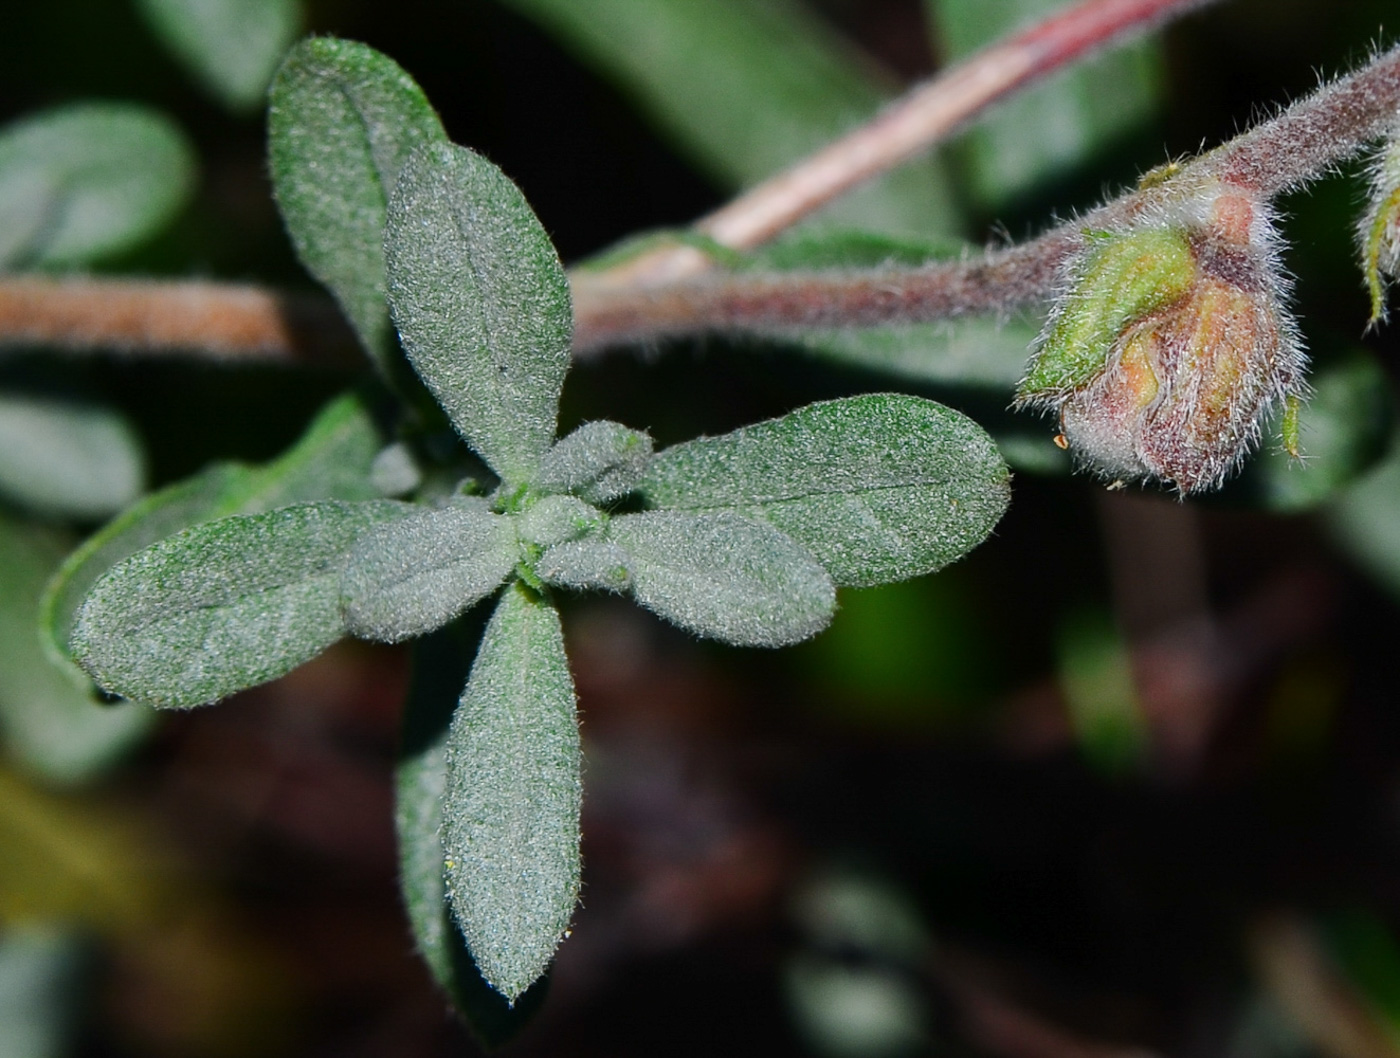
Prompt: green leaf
<box><xmin>268</xmin><ymin>37</ymin><xmax>447</xmax><ymax>370</ymax></box>
<box><xmin>0</xmin><ymin>925</ymin><xmax>88</xmax><ymax>1058</ymax></box>
<box><xmin>70</xmin><ymin>500</ymin><xmax>412</xmax><ymax>709</ymax></box>
<box><xmin>443</xmin><ymin>582</ymin><xmax>580</xmax><ymax>1002</ymax></box>
<box><xmin>342</xmin><ymin>501</ymin><xmax>518</xmax><ymax>643</ymax></box>
<box><xmin>0</xmin><ymin>103</ymin><xmax>195</xmax><ymax>269</ymax></box>
<box><xmin>396</xmin><ymin>626</ymin><xmax>550</xmax><ymax>1043</ymax></box>
<box><xmin>0</xmin><ymin>516</ymin><xmax>153</xmax><ymax>785</ymax></box>
<box><xmin>137</xmin><ymin>0</ymin><xmax>302</xmax><ymax>111</ymax></box>
<box><xmin>0</xmin><ymin>395</ymin><xmax>145</xmax><ymax>520</ymax></box>
<box><xmin>639</xmin><ymin>394</ymin><xmax>1010</xmax><ymax>588</ymax></box>
<box><xmin>538</xmin><ymin>421</ymin><xmax>654</xmax><ymax>505</ymax></box>
<box><xmin>515</xmin><ymin>495</ymin><xmax>604</xmax><ymax>550</ymax></box>
<box><xmin>40</xmin><ymin>390</ymin><xmax>385</xmax><ymax>672</ymax></box>
<box><xmin>783</xmin><ymin>318</ymin><xmax>1037</xmax><ymax>391</ymax></box>
<box><xmin>927</xmin><ymin>0</ymin><xmax>1163</xmax><ymax>211</ymax></box>
<box><xmin>1229</xmin><ymin>350</ymin><xmax>1393</xmax><ymax>512</ymax></box>
<box><xmin>561</xmin><ymin>510</ymin><xmax>836</xmax><ymax>647</ymax></box>
<box><xmin>498</xmin><ymin>0</ymin><xmax>960</xmax><ymax>239</ymax></box>
<box><xmin>385</xmin><ymin>142</ymin><xmax>572</xmax><ymax>486</ymax></box>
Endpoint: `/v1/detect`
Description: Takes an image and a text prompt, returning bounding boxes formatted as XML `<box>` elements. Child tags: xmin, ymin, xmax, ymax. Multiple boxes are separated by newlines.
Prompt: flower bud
<box><xmin>1360</xmin><ymin>134</ymin><xmax>1400</xmax><ymax>325</ymax></box>
<box><xmin>1016</xmin><ymin>184</ymin><xmax>1306</xmax><ymax>495</ymax></box>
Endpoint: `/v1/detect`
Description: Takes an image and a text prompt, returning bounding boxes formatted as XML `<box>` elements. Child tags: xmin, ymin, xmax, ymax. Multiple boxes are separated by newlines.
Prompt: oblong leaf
<box><xmin>40</xmin><ymin>390</ymin><xmax>386</xmax><ymax>670</ymax></box>
<box><xmin>537</xmin><ymin>421</ymin><xmax>653</xmax><ymax>505</ymax></box>
<box><xmin>607</xmin><ymin>510</ymin><xmax>835</xmax><ymax>647</ymax></box>
<box><xmin>138</xmin><ymin>0</ymin><xmax>301</xmax><ymax>111</ymax></box>
<box><xmin>640</xmin><ymin>394</ymin><xmax>1011</xmax><ymax>588</ymax></box>
<box><xmin>396</xmin><ymin>627</ymin><xmax>550</xmax><ymax>1042</ymax></box>
<box><xmin>70</xmin><ymin>500</ymin><xmax>412</xmax><ymax>708</ymax></box>
<box><xmin>342</xmin><ymin>502</ymin><xmax>518</xmax><ymax>643</ymax></box>
<box><xmin>0</xmin><ymin>395</ymin><xmax>145</xmax><ymax>519</ymax></box>
<box><xmin>269</xmin><ymin>37</ymin><xmax>447</xmax><ymax>368</ymax></box>
<box><xmin>0</xmin><ymin>103</ymin><xmax>195</xmax><ymax>268</ymax></box>
<box><xmin>385</xmin><ymin>142</ymin><xmax>572</xmax><ymax>486</ymax></box>
<box><xmin>443</xmin><ymin>583</ymin><xmax>581</xmax><ymax>1002</ymax></box>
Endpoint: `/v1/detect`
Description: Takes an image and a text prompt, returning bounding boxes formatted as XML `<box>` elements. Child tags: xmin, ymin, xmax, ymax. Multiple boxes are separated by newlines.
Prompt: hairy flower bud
<box><xmin>1016</xmin><ymin>183</ymin><xmax>1306</xmax><ymax>495</ymax></box>
<box><xmin>1360</xmin><ymin>133</ymin><xmax>1400</xmax><ymax>325</ymax></box>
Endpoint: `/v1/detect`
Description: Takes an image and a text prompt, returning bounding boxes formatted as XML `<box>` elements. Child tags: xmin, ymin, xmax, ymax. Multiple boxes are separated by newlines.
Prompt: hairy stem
<box><xmin>579</xmin><ymin>0</ymin><xmax>1222</xmax><ymax>289</ymax></box>
<box><xmin>572</xmin><ymin>41</ymin><xmax>1400</xmax><ymax>354</ymax></box>
<box><xmin>0</xmin><ymin>276</ymin><xmax>360</xmax><ymax>367</ymax></box>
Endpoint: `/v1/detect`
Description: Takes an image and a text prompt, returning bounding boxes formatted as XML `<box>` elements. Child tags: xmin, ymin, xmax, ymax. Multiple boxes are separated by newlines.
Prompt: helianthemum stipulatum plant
<box><xmin>62</xmin><ymin>38</ymin><xmax>1010</xmax><ymax>1009</ymax></box>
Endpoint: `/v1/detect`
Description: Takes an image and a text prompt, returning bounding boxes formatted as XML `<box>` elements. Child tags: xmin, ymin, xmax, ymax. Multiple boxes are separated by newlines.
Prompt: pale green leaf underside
<box><xmin>497</xmin><ymin>0</ymin><xmax>959</xmax><ymax>239</ymax></box>
<box><xmin>443</xmin><ymin>583</ymin><xmax>580</xmax><ymax>1002</ymax></box>
<box><xmin>269</xmin><ymin>37</ymin><xmax>447</xmax><ymax>368</ymax></box>
<box><xmin>342</xmin><ymin>502</ymin><xmax>518</xmax><ymax>643</ymax></box>
<box><xmin>385</xmin><ymin>142</ymin><xmax>572</xmax><ymax>486</ymax></box>
<box><xmin>71</xmin><ymin>500</ymin><xmax>412</xmax><ymax>709</ymax></box>
<box><xmin>0</xmin><ymin>517</ymin><xmax>153</xmax><ymax>786</ymax></box>
<box><xmin>640</xmin><ymin>394</ymin><xmax>1011</xmax><ymax>588</ymax></box>
<box><xmin>0</xmin><ymin>396</ymin><xmax>145</xmax><ymax>520</ymax></box>
<box><xmin>587</xmin><ymin>510</ymin><xmax>835</xmax><ymax>647</ymax></box>
<box><xmin>137</xmin><ymin>0</ymin><xmax>302</xmax><ymax>111</ymax></box>
<box><xmin>40</xmin><ymin>390</ymin><xmax>384</xmax><ymax>670</ymax></box>
<box><xmin>0</xmin><ymin>103</ymin><xmax>194</xmax><ymax>269</ymax></box>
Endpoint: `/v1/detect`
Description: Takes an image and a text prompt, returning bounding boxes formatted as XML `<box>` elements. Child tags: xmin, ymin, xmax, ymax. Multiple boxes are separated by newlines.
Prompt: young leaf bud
<box><xmin>1016</xmin><ymin>183</ymin><xmax>1306</xmax><ymax>495</ymax></box>
<box><xmin>1360</xmin><ymin>133</ymin><xmax>1400</xmax><ymax>325</ymax></box>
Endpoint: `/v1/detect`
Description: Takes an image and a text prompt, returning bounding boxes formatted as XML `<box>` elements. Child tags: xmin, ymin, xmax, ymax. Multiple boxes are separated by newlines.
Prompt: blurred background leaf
<box><xmin>0</xmin><ymin>103</ymin><xmax>195</xmax><ymax>270</ymax></box>
<box><xmin>135</xmin><ymin>0</ymin><xmax>303</xmax><ymax>112</ymax></box>
<box><xmin>0</xmin><ymin>517</ymin><xmax>154</xmax><ymax>787</ymax></box>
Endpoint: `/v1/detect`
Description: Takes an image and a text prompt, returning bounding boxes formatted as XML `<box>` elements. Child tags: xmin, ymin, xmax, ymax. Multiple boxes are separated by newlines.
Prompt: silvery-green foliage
<box><xmin>0</xmin><ymin>395</ymin><xmax>145</xmax><ymax>520</ymax></box>
<box><xmin>71</xmin><ymin>501</ymin><xmax>412</xmax><ymax>708</ymax></box>
<box><xmin>385</xmin><ymin>142</ymin><xmax>572</xmax><ymax>488</ymax></box>
<box><xmin>537</xmin><ymin>538</ymin><xmax>633</xmax><ymax>594</ymax></box>
<box><xmin>269</xmin><ymin>38</ymin><xmax>447</xmax><ymax>371</ymax></box>
<box><xmin>0</xmin><ymin>103</ymin><xmax>194</xmax><ymax>269</ymax></box>
<box><xmin>641</xmin><ymin>394</ymin><xmax>1011</xmax><ymax>588</ymax></box>
<box><xmin>342</xmin><ymin>502</ymin><xmax>518</xmax><ymax>643</ymax></box>
<box><xmin>515</xmin><ymin>495</ymin><xmax>604</xmax><ymax>550</ymax></box>
<box><xmin>41</xmin><ymin>390</ymin><xmax>385</xmax><ymax>672</ymax></box>
<box><xmin>443</xmin><ymin>583</ymin><xmax>581</xmax><ymax>1003</ymax></box>
<box><xmin>604</xmin><ymin>510</ymin><xmax>837</xmax><ymax>647</ymax></box>
<box><xmin>137</xmin><ymin>0</ymin><xmax>302</xmax><ymax>111</ymax></box>
<box><xmin>537</xmin><ymin>421</ymin><xmax>654</xmax><ymax>505</ymax></box>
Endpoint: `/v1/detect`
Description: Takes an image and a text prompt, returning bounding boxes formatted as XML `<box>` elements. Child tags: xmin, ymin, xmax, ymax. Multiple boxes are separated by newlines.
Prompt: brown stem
<box><xmin>0</xmin><ymin>276</ymin><xmax>361</xmax><ymax>368</ymax></box>
<box><xmin>581</xmin><ymin>0</ymin><xmax>1223</xmax><ymax>290</ymax></box>
<box><xmin>573</xmin><ymin>42</ymin><xmax>1400</xmax><ymax>354</ymax></box>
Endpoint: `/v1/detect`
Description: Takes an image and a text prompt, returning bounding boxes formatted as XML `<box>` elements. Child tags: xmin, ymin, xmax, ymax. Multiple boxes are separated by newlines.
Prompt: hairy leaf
<box><xmin>269</xmin><ymin>37</ymin><xmax>447</xmax><ymax>369</ymax></box>
<box><xmin>537</xmin><ymin>538</ymin><xmax>632</xmax><ymax>595</ymax></box>
<box><xmin>397</xmin><ymin>627</ymin><xmax>550</xmax><ymax>1042</ymax></box>
<box><xmin>515</xmin><ymin>495</ymin><xmax>604</xmax><ymax>550</ymax></box>
<box><xmin>497</xmin><ymin>0</ymin><xmax>959</xmax><ymax>238</ymax></box>
<box><xmin>443</xmin><ymin>583</ymin><xmax>581</xmax><ymax>1002</ymax></box>
<box><xmin>640</xmin><ymin>394</ymin><xmax>1010</xmax><ymax>587</ymax></box>
<box><xmin>71</xmin><ymin>500</ymin><xmax>412</xmax><ymax>708</ymax></box>
<box><xmin>0</xmin><ymin>395</ymin><xmax>145</xmax><ymax>520</ymax></box>
<box><xmin>0</xmin><ymin>103</ymin><xmax>194</xmax><ymax>268</ymax></box>
<box><xmin>137</xmin><ymin>0</ymin><xmax>302</xmax><ymax>111</ymax></box>
<box><xmin>0</xmin><ymin>517</ymin><xmax>153</xmax><ymax>785</ymax></box>
<box><xmin>538</xmin><ymin>421</ymin><xmax>654</xmax><ymax>505</ymax></box>
<box><xmin>928</xmin><ymin>0</ymin><xmax>1162</xmax><ymax>210</ymax></box>
<box><xmin>605</xmin><ymin>510</ymin><xmax>836</xmax><ymax>646</ymax></box>
<box><xmin>342</xmin><ymin>501</ymin><xmax>517</xmax><ymax>643</ymax></box>
<box><xmin>386</xmin><ymin>142</ymin><xmax>572</xmax><ymax>486</ymax></box>
<box><xmin>41</xmin><ymin>390</ymin><xmax>385</xmax><ymax>669</ymax></box>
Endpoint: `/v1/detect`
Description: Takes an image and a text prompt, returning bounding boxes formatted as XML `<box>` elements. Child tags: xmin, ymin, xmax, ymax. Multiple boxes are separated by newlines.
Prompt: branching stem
<box><xmin>572</xmin><ymin>42</ymin><xmax>1400</xmax><ymax>354</ymax></box>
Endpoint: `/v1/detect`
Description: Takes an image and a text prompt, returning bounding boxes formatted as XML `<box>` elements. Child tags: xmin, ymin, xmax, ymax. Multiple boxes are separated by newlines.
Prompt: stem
<box><xmin>0</xmin><ymin>276</ymin><xmax>361</xmax><ymax>368</ymax></box>
<box><xmin>581</xmin><ymin>0</ymin><xmax>1222</xmax><ymax>290</ymax></box>
<box><xmin>573</xmin><ymin>41</ymin><xmax>1400</xmax><ymax>354</ymax></box>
